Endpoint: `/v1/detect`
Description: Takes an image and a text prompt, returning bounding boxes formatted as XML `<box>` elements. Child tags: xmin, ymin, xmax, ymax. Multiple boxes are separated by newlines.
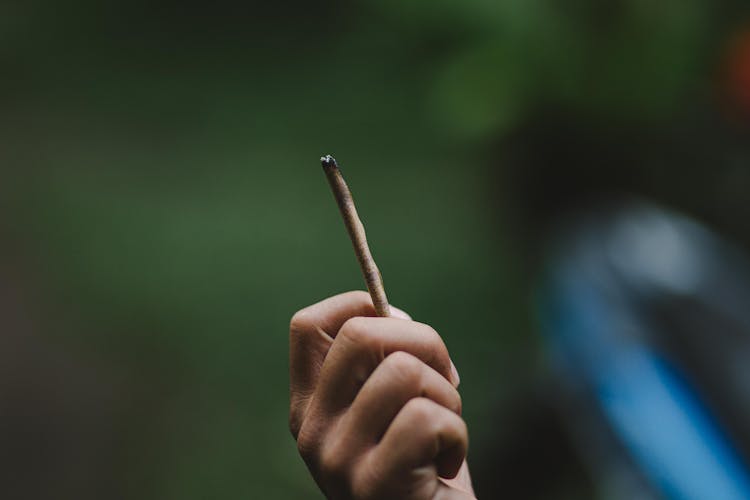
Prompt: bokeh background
<box><xmin>2</xmin><ymin>1</ymin><xmax>750</xmax><ymax>498</ymax></box>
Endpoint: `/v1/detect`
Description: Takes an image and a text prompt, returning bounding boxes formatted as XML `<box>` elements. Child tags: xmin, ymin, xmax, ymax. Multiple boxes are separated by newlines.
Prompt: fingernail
<box><xmin>389</xmin><ymin>305</ymin><xmax>412</xmax><ymax>320</ymax></box>
<box><xmin>450</xmin><ymin>359</ymin><xmax>460</xmax><ymax>387</ymax></box>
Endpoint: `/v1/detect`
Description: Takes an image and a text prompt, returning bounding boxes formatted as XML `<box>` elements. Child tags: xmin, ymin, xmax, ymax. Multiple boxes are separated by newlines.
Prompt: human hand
<box><xmin>289</xmin><ymin>291</ymin><xmax>475</xmax><ymax>499</ymax></box>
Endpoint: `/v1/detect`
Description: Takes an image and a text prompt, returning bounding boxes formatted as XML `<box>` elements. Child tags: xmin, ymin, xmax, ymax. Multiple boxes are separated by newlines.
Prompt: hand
<box><xmin>289</xmin><ymin>291</ymin><xmax>475</xmax><ymax>499</ymax></box>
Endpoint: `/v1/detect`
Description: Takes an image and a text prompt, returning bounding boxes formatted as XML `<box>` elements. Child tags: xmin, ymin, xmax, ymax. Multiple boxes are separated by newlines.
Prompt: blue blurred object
<box><xmin>537</xmin><ymin>203</ymin><xmax>750</xmax><ymax>500</ymax></box>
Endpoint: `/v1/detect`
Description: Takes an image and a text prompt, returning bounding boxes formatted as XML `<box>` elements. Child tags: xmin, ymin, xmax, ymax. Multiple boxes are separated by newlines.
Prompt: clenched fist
<box><xmin>289</xmin><ymin>291</ymin><xmax>475</xmax><ymax>499</ymax></box>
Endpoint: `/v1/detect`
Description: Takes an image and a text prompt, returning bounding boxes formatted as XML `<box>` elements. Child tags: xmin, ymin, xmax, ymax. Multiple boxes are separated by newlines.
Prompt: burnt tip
<box><xmin>320</xmin><ymin>154</ymin><xmax>338</xmax><ymax>169</ymax></box>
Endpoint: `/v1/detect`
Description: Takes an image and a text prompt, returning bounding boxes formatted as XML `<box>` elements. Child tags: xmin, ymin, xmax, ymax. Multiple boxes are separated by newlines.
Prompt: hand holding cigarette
<box><xmin>289</xmin><ymin>292</ymin><xmax>473</xmax><ymax>499</ymax></box>
<box><xmin>287</xmin><ymin>157</ymin><xmax>474</xmax><ymax>499</ymax></box>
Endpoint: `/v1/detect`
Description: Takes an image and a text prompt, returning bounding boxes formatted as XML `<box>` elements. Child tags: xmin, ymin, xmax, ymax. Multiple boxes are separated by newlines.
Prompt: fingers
<box><xmin>290</xmin><ymin>292</ymin><xmax>474</xmax><ymax>499</ymax></box>
<box><xmin>338</xmin><ymin>351</ymin><xmax>461</xmax><ymax>447</ymax></box>
<box><xmin>289</xmin><ymin>291</ymin><xmax>412</xmax><ymax>437</ymax></box>
<box><xmin>362</xmin><ymin>398</ymin><xmax>468</xmax><ymax>496</ymax></box>
<box><xmin>289</xmin><ymin>291</ymin><xmax>376</xmax><ymax>436</ymax></box>
<box><xmin>314</xmin><ymin>317</ymin><xmax>457</xmax><ymax>414</ymax></box>
<box><xmin>291</xmin><ymin>291</ymin><xmax>376</xmax><ymax>345</ymax></box>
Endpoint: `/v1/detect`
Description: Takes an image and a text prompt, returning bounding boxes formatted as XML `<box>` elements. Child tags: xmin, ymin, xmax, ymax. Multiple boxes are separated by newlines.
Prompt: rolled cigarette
<box><xmin>321</xmin><ymin>155</ymin><xmax>390</xmax><ymax>317</ymax></box>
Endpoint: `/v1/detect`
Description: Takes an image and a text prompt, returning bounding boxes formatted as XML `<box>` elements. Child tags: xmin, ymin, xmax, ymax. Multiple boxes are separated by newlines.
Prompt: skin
<box><xmin>289</xmin><ymin>291</ymin><xmax>476</xmax><ymax>499</ymax></box>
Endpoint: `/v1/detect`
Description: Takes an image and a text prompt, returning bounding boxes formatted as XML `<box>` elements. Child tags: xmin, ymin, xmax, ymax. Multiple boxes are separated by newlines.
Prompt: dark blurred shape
<box><xmin>538</xmin><ymin>202</ymin><xmax>750</xmax><ymax>499</ymax></box>
<box><xmin>471</xmin><ymin>389</ymin><xmax>597</xmax><ymax>499</ymax></box>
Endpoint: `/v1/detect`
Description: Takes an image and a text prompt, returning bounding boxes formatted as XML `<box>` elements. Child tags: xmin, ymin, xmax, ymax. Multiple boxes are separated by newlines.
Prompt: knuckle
<box><xmin>458</xmin><ymin>416</ymin><xmax>468</xmax><ymax>439</ymax></box>
<box><xmin>416</xmin><ymin>321</ymin><xmax>441</xmax><ymax>341</ymax></box>
<box><xmin>289</xmin><ymin>308</ymin><xmax>315</xmax><ymax>337</ymax></box>
<box><xmin>383</xmin><ymin>351</ymin><xmax>423</xmax><ymax>384</ymax></box>
<box><xmin>413</xmin><ymin>321</ymin><xmax>450</xmax><ymax>368</ymax></box>
<box><xmin>403</xmin><ymin>397</ymin><xmax>436</xmax><ymax>427</ymax></box>
<box><xmin>295</xmin><ymin>423</ymin><xmax>317</xmax><ymax>463</ymax></box>
<box><xmin>440</xmin><ymin>386</ymin><xmax>463</xmax><ymax>417</ymax></box>
<box><xmin>319</xmin><ymin>439</ymin><xmax>350</xmax><ymax>480</ymax></box>
<box><xmin>414</xmin><ymin>322</ymin><xmax>445</xmax><ymax>352</ymax></box>
<box><xmin>453</xmin><ymin>417</ymin><xmax>469</xmax><ymax>448</ymax></box>
<box><xmin>339</xmin><ymin>316</ymin><xmax>376</xmax><ymax>346</ymax></box>
<box><xmin>351</xmin><ymin>458</ymin><xmax>381</xmax><ymax>500</ymax></box>
<box><xmin>436</xmin><ymin>409</ymin><xmax>467</xmax><ymax>441</ymax></box>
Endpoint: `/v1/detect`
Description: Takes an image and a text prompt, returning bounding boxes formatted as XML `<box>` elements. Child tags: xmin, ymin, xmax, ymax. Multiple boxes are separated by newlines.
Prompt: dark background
<box><xmin>2</xmin><ymin>1</ymin><xmax>749</xmax><ymax>498</ymax></box>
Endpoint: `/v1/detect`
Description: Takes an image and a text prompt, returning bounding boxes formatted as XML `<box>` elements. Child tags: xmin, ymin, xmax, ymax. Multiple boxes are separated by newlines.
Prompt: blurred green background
<box><xmin>2</xmin><ymin>1</ymin><xmax>749</xmax><ymax>498</ymax></box>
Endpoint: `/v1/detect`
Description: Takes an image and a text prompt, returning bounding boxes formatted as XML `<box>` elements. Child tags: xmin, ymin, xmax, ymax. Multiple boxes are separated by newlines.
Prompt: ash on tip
<box><xmin>320</xmin><ymin>155</ymin><xmax>338</xmax><ymax>168</ymax></box>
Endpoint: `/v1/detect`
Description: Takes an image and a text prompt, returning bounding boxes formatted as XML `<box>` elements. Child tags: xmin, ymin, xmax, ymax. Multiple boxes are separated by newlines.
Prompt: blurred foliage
<box><xmin>1</xmin><ymin>0</ymin><xmax>749</xmax><ymax>498</ymax></box>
